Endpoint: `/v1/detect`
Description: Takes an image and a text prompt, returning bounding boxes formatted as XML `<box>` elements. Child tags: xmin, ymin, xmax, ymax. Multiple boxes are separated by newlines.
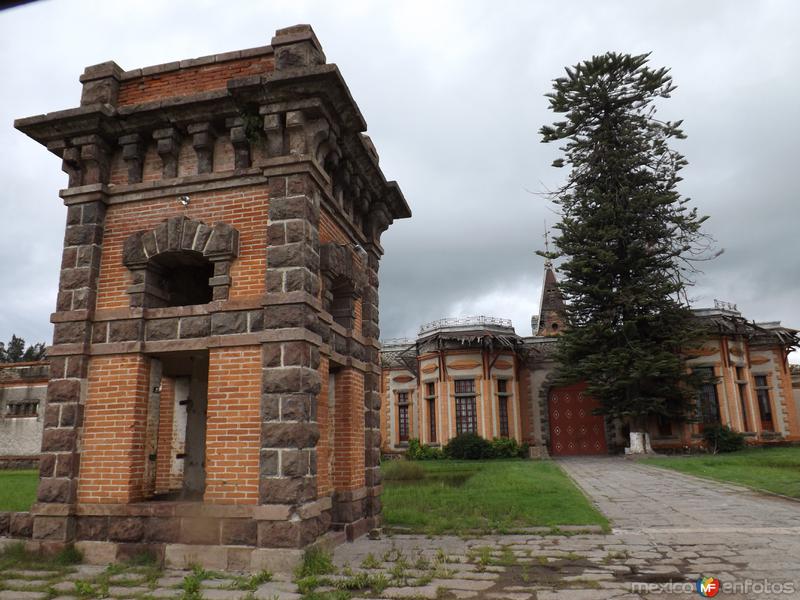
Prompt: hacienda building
<box><xmin>381</xmin><ymin>262</ymin><xmax>800</xmax><ymax>457</ymax></box>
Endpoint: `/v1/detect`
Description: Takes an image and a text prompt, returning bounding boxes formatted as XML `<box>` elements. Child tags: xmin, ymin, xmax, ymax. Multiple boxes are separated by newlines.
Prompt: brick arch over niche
<box><xmin>122</xmin><ymin>215</ymin><xmax>239</xmax><ymax>307</ymax></box>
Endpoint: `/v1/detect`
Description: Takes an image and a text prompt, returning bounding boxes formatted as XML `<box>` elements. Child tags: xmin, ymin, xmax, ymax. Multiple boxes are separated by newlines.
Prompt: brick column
<box><xmin>78</xmin><ymin>354</ymin><xmax>150</xmax><ymax>503</ymax></box>
<box><xmin>259</xmin><ymin>172</ymin><xmax>325</xmax><ymax>547</ymax></box>
<box><xmin>332</xmin><ymin>368</ymin><xmax>366</xmax><ymax>532</ymax></box>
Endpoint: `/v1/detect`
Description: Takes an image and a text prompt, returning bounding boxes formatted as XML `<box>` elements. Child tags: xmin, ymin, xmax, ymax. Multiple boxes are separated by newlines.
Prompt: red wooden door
<box><xmin>548</xmin><ymin>383</ymin><xmax>608</xmax><ymax>456</ymax></box>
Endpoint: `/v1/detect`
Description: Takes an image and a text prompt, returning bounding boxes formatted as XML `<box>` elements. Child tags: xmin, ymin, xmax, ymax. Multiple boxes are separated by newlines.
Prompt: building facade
<box><xmin>381</xmin><ymin>265</ymin><xmax>800</xmax><ymax>456</ymax></box>
<box><xmin>11</xmin><ymin>25</ymin><xmax>410</xmax><ymax>568</ymax></box>
<box><xmin>0</xmin><ymin>362</ymin><xmax>49</xmax><ymax>469</ymax></box>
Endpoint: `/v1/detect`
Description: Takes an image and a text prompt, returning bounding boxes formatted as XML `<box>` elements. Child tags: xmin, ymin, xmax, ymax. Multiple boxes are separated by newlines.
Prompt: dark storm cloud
<box><xmin>1</xmin><ymin>0</ymin><xmax>797</xmax><ymax>360</ymax></box>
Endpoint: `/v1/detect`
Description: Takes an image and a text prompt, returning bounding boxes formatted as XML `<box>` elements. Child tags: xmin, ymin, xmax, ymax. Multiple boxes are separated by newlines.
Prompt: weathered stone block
<box><xmin>268</xmin><ymin>242</ymin><xmax>319</xmax><ymax>271</ymax></box>
<box><xmin>221</xmin><ymin>519</ymin><xmax>257</xmax><ymax>546</ymax></box>
<box><xmin>269</xmin><ymin>195</ymin><xmax>317</xmax><ymax>223</ymax></box>
<box><xmin>108</xmin><ymin>320</ymin><xmax>142</xmax><ymax>342</ymax></box>
<box><xmin>91</xmin><ymin>322</ymin><xmax>108</xmax><ymax>344</ymax></box>
<box><xmin>210</xmin><ymin>311</ymin><xmax>248</xmax><ymax>335</ymax></box>
<box><xmin>281</xmin><ymin>449</ymin><xmax>310</xmax><ymax>477</ymax></box>
<box><xmin>0</xmin><ymin>513</ymin><xmax>9</xmax><ymax>536</ymax></box>
<box><xmin>58</xmin><ymin>404</ymin><xmax>79</xmax><ymax>428</ymax></box>
<box><xmin>261</xmin><ymin>393</ymin><xmax>281</xmax><ymax>421</ymax></box>
<box><xmin>66</xmin><ymin>355</ymin><xmax>88</xmax><ymax>378</ymax></box>
<box><xmin>262</xmin><ymin>366</ymin><xmax>321</xmax><ymax>394</ymax></box>
<box><xmin>145</xmin><ymin>318</ymin><xmax>178</xmax><ymax>341</ymax></box>
<box><xmin>10</xmin><ymin>512</ymin><xmax>33</xmax><ymax>538</ymax></box>
<box><xmin>108</xmin><ymin>517</ymin><xmax>144</xmax><ymax>543</ymax></box>
<box><xmin>281</xmin><ymin>394</ymin><xmax>315</xmax><ymax>422</ymax></box>
<box><xmin>180</xmin><ymin>518</ymin><xmax>220</xmax><ymax>545</ymax></box>
<box><xmin>143</xmin><ymin>517</ymin><xmax>180</xmax><ymax>543</ymax></box>
<box><xmin>260</xmin><ymin>476</ymin><xmax>316</xmax><ymax>505</ymax></box>
<box><xmin>261</xmin><ymin>422</ymin><xmax>319</xmax><ymax>448</ymax></box>
<box><xmin>41</xmin><ymin>429</ymin><xmax>77</xmax><ymax>453</ymax></box>
<box><xmin>44</xmin><ymin>404</ymin><xmax>60</xmax><ymax>428</ymax></box>
<box><xmin>257</xmin><ymin>520</ymin><xmax>299</xmax><ymax>548</ymax></box>
<box><xmin>47</xmin><ymin>379</ymin><xmax>81</xmax><ymax>404</ymax></box>
<box><xmin>37</xmin><ymin>478</ymin><xmax>73</xmax><ymax>503</ymax></box>
<box><xmin>53</xmin><ymin>321</ymin><xmax>88</xmax><ymax>345</ymax></box>
<box><xmin>64</xmin><ymin>224</ymin><xmax>102</xmax><ymax>246</ymax></box>
<box><xmin>260</xmin><ymin>450</ymin><xmax>279</xmax><ymax>477</ymax></box>
<box><xmin>77</xmin><ymin>516</ymin><xmax>109</xmax><ymax>541</ymax></box>
<box><xmin>249</xmin><ymin>309</ymin><xmax>264</xmax><ymax>331</ymax></box>
<box><xmin>33</xmin><ymin>515</ymin><xmax>71</xmax><ymax>541</ymax></box>
<box><xmin>38</xmin><ymin>453</ymin><xmax>56</xmax><ymax>478</ymax></box>
<box><xmin>55</xmin><ymin>452</ymin><xmax>77</xmax><ymax>477</ymax></box>
<box><xmin>61</xmin><ymin>247</ymin><xmax>77</xmax><ymax>270</ymax></box>
<box><xmin>179</xmin><ymin>315</ymin><xmax>210</xmax><ymax>338</ymax></box>
<box><xmin>285</xmin><ymin>267</ymin><xmax>320</xmax><ymax>295</ymax></box>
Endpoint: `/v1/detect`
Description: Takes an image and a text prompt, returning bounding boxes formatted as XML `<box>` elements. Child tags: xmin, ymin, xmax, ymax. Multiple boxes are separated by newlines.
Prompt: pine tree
<box><xmin>4</xmin><ymin>335</ymin><xmax>26</xmax><ymax>363</ymax></box>
<box><xmin>540</xmin><ymin>52</ymin><xmax>714</xmax><ymax>436</ymax></box>
<box><xmin>0</xmin><ymin>335</ymin><xmax>47</xmax><ymax>363</ymax></box>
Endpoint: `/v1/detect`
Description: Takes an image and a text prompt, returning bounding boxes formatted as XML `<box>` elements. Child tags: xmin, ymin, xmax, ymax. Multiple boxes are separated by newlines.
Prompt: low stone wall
<box><xmin>0</xmin><ymin>455</ymin><xmax>39</xmax><ymax>470</ymax></box>
<box><xmin>0</xmin><ymin>511</ymin><xmax>33</xmax><ymax>538</ymax></box>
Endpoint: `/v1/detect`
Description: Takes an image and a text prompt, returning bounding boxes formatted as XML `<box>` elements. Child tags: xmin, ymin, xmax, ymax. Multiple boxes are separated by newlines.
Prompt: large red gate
<box><xmin>548</xmin><ymin>383</ymin><xmax>608</xmax><ymax>456</ymax></box>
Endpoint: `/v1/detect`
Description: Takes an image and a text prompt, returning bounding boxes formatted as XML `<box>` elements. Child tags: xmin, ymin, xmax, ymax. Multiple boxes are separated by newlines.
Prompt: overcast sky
<box><xmin>1</xmin><ymin>0</ymin><xmax>798</xmax><ymax>361</ymax></box>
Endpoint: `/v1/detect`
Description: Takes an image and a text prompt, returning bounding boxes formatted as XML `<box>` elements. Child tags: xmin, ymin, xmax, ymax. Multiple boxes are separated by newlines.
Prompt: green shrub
<box><xmin>489</xmin><ymin>437</ymin><xmax>524</xmax><ymax>458</ymax></box>
<box><xmin>444</xmin><ymin>433</ymin><xmax>492</xmax><ymax>459</ymax></box>
<box><xmin>382</xmin><ymin>460</ymin><xmax>426</xmax><ymax>481</ymax></box>
<box><xmin>703</xmin><ymin>424</ymin><xmax>746</xmax><ymax>453</ymax></box>
<box><xmin>406</xmin><ymin>439</ymin><xmax>444</xmax><ymax>460</ymax></box>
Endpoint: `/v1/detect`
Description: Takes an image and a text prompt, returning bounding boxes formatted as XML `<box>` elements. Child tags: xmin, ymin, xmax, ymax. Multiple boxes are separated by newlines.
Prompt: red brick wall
<box><xmin>117</xmin><ymin>55</ymin><xmax>275</xmax><ymax>106</ymax></box>
<box><xmin>333</xmin><ymin>368</ymin><xmax>365</xmax><ymax>491</ymax></box>
<box><xmin>96</xmin><ymin>187</ymin><xmax>268</xmax><ymax>310</ymax></box>
<box><xmin>205</xmin><ymin>346</ymin><xmax>261</xmax><ymax>504</ymax></box>
<box><xmin>79</xmin><ymin>354</ymin><xmax>150</xmax><ymax>503</ymax></box>
<box><xmin>154</xmin><ymin>376</ymin><xmax>176</xmax><ymax>494</ymax></box>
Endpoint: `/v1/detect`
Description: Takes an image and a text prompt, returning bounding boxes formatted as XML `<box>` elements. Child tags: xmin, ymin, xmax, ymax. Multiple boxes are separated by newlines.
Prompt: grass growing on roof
<box><xmin>643</xmin><ymin>446</ymin><xmax>800</xmax><ymax>498</ymax></box>
<box><xmin>0</xmin><ymin>469</ymin><xmax>38</xmax><ymax>511</ymax></box>
<box><xmin>381</xmin><ymin>459</ymin><xmax>607</xmax><ymax>534</ymax></box>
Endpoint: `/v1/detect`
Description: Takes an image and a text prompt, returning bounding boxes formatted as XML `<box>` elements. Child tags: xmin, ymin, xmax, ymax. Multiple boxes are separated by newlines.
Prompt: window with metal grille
<box><xmin>397</xmin><ymin>391</ymin><xmax>410</xmax><ymax>442</ymax></box>
<box><xmin>425</xmin><ymin>382</ymin><xmax>436</xmax><ymax>443</ymax></box>
<box><xmin>454</xmin><ymin>379</ymin><xmax>477</xmax><ymax>435</ymax></box>
<box><xmin>5</xmin><ymin>401</ymin><xmax>38</xmax><ymax>417</ymax></box>
<box><xmin>754</xmin><ymin>375</ymin><xmax>773</xmax><ymax>430</ymax></box>
<box><xmin>693</xmin><ymin>367</ymin><xmax>720</xmax><ymax>424</ymax></box>
<box><xmin>736</xmin><ymin>368</ymin><xmax>750</xmax><ymax>431</ymax></box>
<box><xmin>497</xmin><ymin>379</ymin><xmax>510</xmax><ymax>437</ymax></box>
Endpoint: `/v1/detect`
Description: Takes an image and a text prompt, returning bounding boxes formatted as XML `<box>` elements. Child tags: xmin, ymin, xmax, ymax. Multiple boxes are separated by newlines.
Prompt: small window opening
<box><xmin>328</xmin><ymin>279</ymin><xmax>356</xmax><ymax>329</ymax></box>
<box><xmin>148</xmin><ymin>251</ymin><xmax>213</xmax><ymax>307</ymax></box>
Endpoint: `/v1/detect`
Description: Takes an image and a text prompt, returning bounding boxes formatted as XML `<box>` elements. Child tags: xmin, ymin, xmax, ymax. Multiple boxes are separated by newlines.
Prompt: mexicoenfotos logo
<box><xmin>696</xmin><ymin>576</ymin><xmax>721</xmax><ymax>597</ymax></box>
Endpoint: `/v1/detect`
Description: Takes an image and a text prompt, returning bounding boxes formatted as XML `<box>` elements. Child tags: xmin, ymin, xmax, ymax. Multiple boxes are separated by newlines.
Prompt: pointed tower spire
<box><xmin>535</xmin><ymin>227</ymin><xmax>567</xmax><ymax>336</ymax></box>
<box><xmin>536</xmin><ymin>262</ymin><xmax>566</xmax><ymax>336</ymax></box>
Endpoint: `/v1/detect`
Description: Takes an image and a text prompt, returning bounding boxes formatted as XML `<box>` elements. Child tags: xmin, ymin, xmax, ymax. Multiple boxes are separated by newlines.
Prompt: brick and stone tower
<box><xmin>534</xmin><ymin>261</ymin><xmax>567</xmax><ymax>337</ymax></box>
<box><xmin>15</xmin><ymin>25</ymin><xmax>410</xmax><ymax>569</ymax></box>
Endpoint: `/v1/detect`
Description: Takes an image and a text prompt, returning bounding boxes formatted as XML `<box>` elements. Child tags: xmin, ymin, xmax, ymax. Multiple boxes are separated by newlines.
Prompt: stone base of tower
<box><xmin>17</xmin><ymin>493</ymin><xmax>379</xmax><ymax>570</ymax></box>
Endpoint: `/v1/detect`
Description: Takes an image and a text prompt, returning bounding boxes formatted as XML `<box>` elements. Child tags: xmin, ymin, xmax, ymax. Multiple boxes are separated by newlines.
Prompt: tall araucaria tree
<box><xmin>539</xmin><ymin>52</ymin><xmax>716</xmax><ymax>451</ymax></box>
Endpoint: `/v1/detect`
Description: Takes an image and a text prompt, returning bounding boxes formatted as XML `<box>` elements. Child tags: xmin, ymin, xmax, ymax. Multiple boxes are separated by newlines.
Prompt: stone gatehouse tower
<box><xmin>15</xmin><ymin>25</ymin><xmax>410</xmax><ymax>568</ymax></box>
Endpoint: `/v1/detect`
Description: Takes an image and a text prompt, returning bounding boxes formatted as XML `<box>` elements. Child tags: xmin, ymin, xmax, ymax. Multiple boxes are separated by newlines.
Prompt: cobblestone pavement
<box><xmin>2</xmin><ymin>457</ymin><xmax>799</xmax><ymax>599</ymax></box>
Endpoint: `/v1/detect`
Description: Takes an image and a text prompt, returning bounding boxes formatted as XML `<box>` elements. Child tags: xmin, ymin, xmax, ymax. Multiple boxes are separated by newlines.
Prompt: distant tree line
<box><xmin>0</xmin><ymin>334</ymin><xmax>46</xmax><ymax>363</ymax></box>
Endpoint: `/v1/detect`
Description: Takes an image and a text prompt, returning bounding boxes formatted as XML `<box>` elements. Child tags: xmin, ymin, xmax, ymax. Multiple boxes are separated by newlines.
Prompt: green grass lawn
<box><xmin>643</xmin><ymin>447</ymin><xmax>800</xmax><ymax>498</ymax></box>
<box><xmin>381</xmin><ymin>459</ymin><xmax>608</xmax><ymax>534</ymax></box>
<box><xmin>0</xmin><ymin>470</ymin><xmax>37</xmax><ymax>512</ymax></box>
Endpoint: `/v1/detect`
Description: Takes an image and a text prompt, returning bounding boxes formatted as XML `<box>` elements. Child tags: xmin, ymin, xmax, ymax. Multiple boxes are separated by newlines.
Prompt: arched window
<box><xmin>123</xmin><ymin>216</ymin><xmax>239</xmax><ymax>308</ymax></box>
<box><xmin>147</xmin><ymin>251</ymin><xmax>214</xmax><ymax>307</ymax></box>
